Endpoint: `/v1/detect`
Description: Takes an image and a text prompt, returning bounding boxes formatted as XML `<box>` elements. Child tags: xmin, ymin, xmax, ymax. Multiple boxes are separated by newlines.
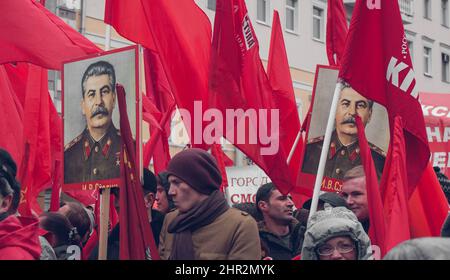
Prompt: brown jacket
<box><xmin>159</xmin><ymin>208</ymin><xmax>261</xmax><ymax>260</ymax></box>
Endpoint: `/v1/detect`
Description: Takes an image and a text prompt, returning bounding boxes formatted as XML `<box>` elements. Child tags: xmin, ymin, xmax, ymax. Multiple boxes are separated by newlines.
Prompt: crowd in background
<box><xmin>1</xmin><ymin>148</ymin><xmax>450</xmax><ymax>260</ymax></box>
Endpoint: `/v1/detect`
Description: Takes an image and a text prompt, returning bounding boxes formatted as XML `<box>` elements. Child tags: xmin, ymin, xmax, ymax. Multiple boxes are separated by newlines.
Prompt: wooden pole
<box><xmin>98</xmin><ymin>188</ymin><xmax>111</xmax><ymax>260</ymax></box>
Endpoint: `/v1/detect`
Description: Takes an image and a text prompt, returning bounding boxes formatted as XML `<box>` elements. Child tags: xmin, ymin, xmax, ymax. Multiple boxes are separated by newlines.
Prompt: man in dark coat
<box><xmin>256</xmin><ymin>183</ymin><xmax>304</xmax><ymax>260</ymax></box>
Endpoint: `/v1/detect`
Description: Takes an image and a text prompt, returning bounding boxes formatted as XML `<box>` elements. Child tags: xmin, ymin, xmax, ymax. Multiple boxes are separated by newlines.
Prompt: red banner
<box><xmin>420</xmin><ymin>93</ymin><xmax>450</xmax><ymax>178</ymax></box>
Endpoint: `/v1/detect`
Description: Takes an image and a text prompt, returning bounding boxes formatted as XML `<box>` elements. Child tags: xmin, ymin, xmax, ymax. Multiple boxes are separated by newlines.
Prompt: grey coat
<box><xmin>384</xmin><ymin>237</ymin><xmax>450</xmax><ymax>260</ymax></box>
<box><xmin>301</xmin><ymin>207</ymin><xmax>372</xmax><ymax>260</ymax></box>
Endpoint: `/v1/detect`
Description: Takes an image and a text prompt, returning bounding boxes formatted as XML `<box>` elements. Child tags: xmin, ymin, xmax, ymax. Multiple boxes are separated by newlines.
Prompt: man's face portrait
<box><xmin>63</xmin><ymin>49</ymin><xmax>137</xmax><ymax>186</ymax></box>
<box><xmin>335</xmin><ymin>87</ymin><xmax>372</xmax><ymax>142</ymax></box>
<box><xmin>341</xmin><ymin>176</ymin><xmax>369</xmax><ymax>221</ymax></box>
<box><xmin>81</xmin><ymin>74</ymin><xmax>116</xmax><ymax>131</ymax></box>
<box><xmin>258</xmin><ymin>189</ymin><xmax>295</xmax><ymax>225</ymax></box>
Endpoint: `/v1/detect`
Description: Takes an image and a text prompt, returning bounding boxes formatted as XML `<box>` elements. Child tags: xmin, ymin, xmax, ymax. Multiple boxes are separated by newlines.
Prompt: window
<box><xmin>424</xmin><ymin>46</ymin><xmax>432</xmax><ymax>76</ymax></box>
<box><xmin>443</xmin><ymin>53</ymin><xmax>450</xmax><ymax>82</ymax></box>
<box><xmin>207</xmin><ymin>0</ymin><xmax>216</xmax><ymax>11</ymax></box>
<box><xmin>424</xmin><ymin>0</ymin><xmax>431</xmax><ymax>19</ymax></box>
<box><xmin>286</xmin><ymin>0</ymin><xmax>298</xmax><ymax>32</ymax></box>
<box><xmin>313</xmin><ymin>6</ymin><xmax>324</xmax><ymax>41</ymax></box>
<box><xmin>443</xmin><ymin>0</ymin><xmax>449</xmax><ymax>27</ymax></box>
<box><xmin>257</xmin><ymin>0</ymin><xmax>270</xmax><ymax>24</ymax></box>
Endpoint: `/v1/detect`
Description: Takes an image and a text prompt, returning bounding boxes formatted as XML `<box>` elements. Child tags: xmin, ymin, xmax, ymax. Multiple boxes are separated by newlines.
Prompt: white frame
<box><xmin>256</xmin><ymin>0</ymin><xmax>271</xmax><ymax>25</ymax></box>
<box><xmin>424</xmin><ymin>0</ymin><xmax>432</xmax><ymax>20</ymax></box>
<box><xmin>424</xmin><ymin>46</ymin><xmax>433</xmax><ymax>77</ymax></box>
<box><xmin>312</xmin><ymin>4</ymin><xmax>325</xmax><ymax>42</ymax></box>
<box><xmin>442</xmin><ymin>0</ymin><xmax>449</xmax><ymax>27</ymax></box>
<box><xmin>285</xmin><ymin>0</ymin><xmax>298</xmax><ymax>33</ymax></box>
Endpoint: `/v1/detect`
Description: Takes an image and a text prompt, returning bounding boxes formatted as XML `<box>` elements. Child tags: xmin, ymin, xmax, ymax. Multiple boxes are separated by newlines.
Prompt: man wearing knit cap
<box><xmin>158</xmin><ymin>148</ymin><xmax>261</xmax><ymax>260</ymax></box>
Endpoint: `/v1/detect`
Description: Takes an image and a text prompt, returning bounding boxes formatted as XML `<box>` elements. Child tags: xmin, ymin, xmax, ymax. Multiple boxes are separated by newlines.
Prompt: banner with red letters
<box><xmin>420</xmin><ymin>93</ymin><xmax>450</xmax><ymax>178</ymax></box>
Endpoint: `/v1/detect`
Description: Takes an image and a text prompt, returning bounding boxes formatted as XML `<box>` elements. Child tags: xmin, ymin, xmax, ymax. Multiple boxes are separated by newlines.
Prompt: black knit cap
<box><xmin>142</xmin><ymin>168</ymin><xmax>157</xmax><ymax>195</ymax></box>
<box><xmin>166</xmin><ymin>148</ymin><xmax>222</xmax><ymax>195</ymax></box>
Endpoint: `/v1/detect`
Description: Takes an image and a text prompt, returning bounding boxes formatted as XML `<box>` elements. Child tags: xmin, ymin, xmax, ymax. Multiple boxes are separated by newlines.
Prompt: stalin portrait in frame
<box><xmin>64</xmin><ymin>61</ymin><xmax>121</xmax><ymax>184</ymax></box>
<box><xmin>302</xmin><ymin>81</ymin><xmax>386</xmax><ymax>181</ymax></box>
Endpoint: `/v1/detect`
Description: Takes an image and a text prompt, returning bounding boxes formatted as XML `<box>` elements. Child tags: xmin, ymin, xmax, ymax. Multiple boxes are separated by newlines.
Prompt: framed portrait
<box><xmin>62</xmin><ymin>46</ymin><xmax>140</xmax><ymax>193</ymax></box>
<box><xmin>298</xmin><ymin>65</ymin><xmax>389</xmax><ymax>193</ymax></box>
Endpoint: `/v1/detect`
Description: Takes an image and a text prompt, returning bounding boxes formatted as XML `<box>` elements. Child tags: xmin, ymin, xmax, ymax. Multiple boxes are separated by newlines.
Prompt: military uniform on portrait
<box><xmin>64</xmin><ymin>125</ymin><xmax>122</xmax><ymax>184</ymax></box>
<box><xmin>302</xmin><ymin>131</ymin><xmax>386</xmax><ymax>180</ymax></box>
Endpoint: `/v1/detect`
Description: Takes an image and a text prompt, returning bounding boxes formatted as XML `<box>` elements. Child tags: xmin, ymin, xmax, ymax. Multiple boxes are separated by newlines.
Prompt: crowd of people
<box><xmin>0</xmin><ymin>147</ymin><xmax>450</xmax><ymax>260</ymax></box>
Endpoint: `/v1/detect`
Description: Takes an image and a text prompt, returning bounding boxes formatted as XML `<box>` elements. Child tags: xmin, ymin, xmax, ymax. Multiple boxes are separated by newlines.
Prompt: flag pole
<box><xmin>98</xmin><ymin>188</ymin><xmax>110</xmax><ymax>260</ymax></box>
<box><xmin>97</xmin><ymin>23</ymin><xmax>113</xmax><ymax>260</ymax></box>
<box><xmin>307</xmin><ymin>82</ymin><xmax>342</xmax><ymax>220</ymax></box>
<box><xmin>287</xmin><ymin>130</ymin><xmax>302</xmax><ymax>165</ymax></box>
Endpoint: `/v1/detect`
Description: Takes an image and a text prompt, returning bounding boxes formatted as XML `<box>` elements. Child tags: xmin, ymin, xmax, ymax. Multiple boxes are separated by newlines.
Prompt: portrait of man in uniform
<box><xmin>302</xmin><ymin>81</ymin><xmax>386</xmax><ymax>181</ymax></box>
<box><xmin>64</xmin><ymin>61</ymin><xmax>122</xmax><ymax>184</ymax></box>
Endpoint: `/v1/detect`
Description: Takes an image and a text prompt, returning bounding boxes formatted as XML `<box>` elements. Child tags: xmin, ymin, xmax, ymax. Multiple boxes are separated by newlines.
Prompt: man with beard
<box><xmin>302</xmin><ymin>82</ymin><xmax>385</xmax><ymax>181</ymax></box>
<box><xmin>256</xmin><ymin>183</ymin><xmax>304</xmax><ymax>260</ymax></box>
<box><xmin>64</xmin><ymin>61</ymin><xmax>121</xmax><ymax>184</ymax></box>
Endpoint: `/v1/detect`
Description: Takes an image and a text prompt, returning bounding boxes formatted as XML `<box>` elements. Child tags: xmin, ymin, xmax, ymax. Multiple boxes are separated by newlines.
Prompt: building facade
<box><xmin>45</xmin><ymin>0</ymin><xmax>450</xmax><ymax>169</ymax></box>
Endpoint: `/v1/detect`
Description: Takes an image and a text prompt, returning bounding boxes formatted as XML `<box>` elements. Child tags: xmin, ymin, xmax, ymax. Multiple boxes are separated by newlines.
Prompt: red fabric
<box><xmin>419</xmin><ymin>92</ymin><xmax>450</xmax><ymax>178</ymax></box>
<box><xmin>209</xmin><ymin>0</ymin><xmax>293</xmax><ymax>194</ymax></box>
<box><xmin>106</xmin><ymin>0</ymin><xmax>212</xmax><ymax>150</ymax></box>
<box><xmin>380</xmin><ymin>116</ymin><xmax>411</xmax><ymax>252</ymax></box>
<box><xmin>82</xmin><ymin>229</ymin><xmax>98</xmax><ymax>260</ymax></box>
<box><xmin>339</xmin><ymin>0</ymin><xmax>430</xmax><ymax>192</ymax></box>
<box><xmin>117</xmin><ymin>84</ymin><xmax>159</xmax><ymax>260</ymax></box>
<box><xmin>64</xmin><ymin>190</ymin><xmax>98</xmax><ymax>207</ymax></box>
<box><xmin>268</xmin><ymin>10</ymin><xmax>302</xmax><ymax>184</ymax></box>
<box><xmin>142</xmin><ymin>49</ymin><xmax>175</xmax><ymax>173</ymax></box>
<box><xmin>211</xmin><ymin>144</ymin><xmax>231</xmax><ymax>192</ymax></box>
<box><xmin>12</xmin><ymin>65</ymin><xmax>57</xmax><ymax>216</ymax></box>
<box><xmin>0</xmin><ymin>65</ymin><xmax>24</xmax><ymax>167</ymax></box>
<box><xmin>0</xmin><ymin>0</ymin><xmax>100</xmax><ymax>70</ymax></box>
<box><xmin>104</xmin><ymin>0</ymin><xmax>156</xmax><ymax>50</ymax></box>
<box><xmin>326</xmin><ymin>0</ymin><xmax>348</xmax><ymax>66</ymax></box>
<box><xmin>408</xmin><ymin>163</ymin><xmax>449</xmax><ymax>237</ymax></box>
<box><xmin>355</xmin><ymin>116</ymin><xmax>386</xmax><ymax>257</ymax></box>
<box><xmin>0</xmin><ymin>215</ymin><xmax>41</xmax><ymax>260</ymax></box>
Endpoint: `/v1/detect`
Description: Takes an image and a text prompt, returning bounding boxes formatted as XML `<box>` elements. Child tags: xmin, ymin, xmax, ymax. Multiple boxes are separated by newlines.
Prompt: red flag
<box><xmin>209</xmin><ymin>0</ymin><xmax>293</xmax><ymax>194</ymax></box>
<box><xmin>326</xmin><ymin>0</ymin><xmax>348</xmax><ymax>66</ymax></box>
<box><xmin>3</xmin><ymin>63</ymin><xmax>62</xmax><ymax>216</ymax></box>
<box><xmin>268</xmin><ymin>10</ymin><xmax>302</xmax><ymax>183</ymax></box>
<box><xmin>0</xmin><ymin>0</ymin><xmax>100</xmax><ymax>70</ymax></box>
<box><xmin>104</xmin><ymin>0</ymin><xmax>155</xmax><ymax>50</ymax></box>
<box><xmin>355</xmin><ymin>116</ymin><xmax>386</xmax><ymax>257</ymax></box>
<box><xmin>339</xmin><ymin>0</ymin><xmax>430</xmax><ymax>192</ymax></box>
<box><xmin>408</xmin><ymin>164</ymin><xmax>449</xmax><ymax>237</ymax></box>
<box><xmin>142</xmin><ymin>49</ymin><xmax>175</xmax><ymax>173</ymax></box>
<box><xmin>105</xmin><ymin>0</ymin><xmax>211</xmax><ymax>149</ymax></box>
<box><xmin>0</xmin><ymin>66</ymin><xmax>24</xmax><ymax>167</ymax></box>
<box><xmin>211</xmin><ymin>144</ymin><xmax>233</xmax><ymax>192</ymax></box>
<box><xmin>420</xmin><ymin>92</ymin><xmax>450</xmax><ymax>178</ymax></box>
<box><xmin>16</xmin><ymin>65</ymin><xmax>55</xmax><ymax>216</ymax></box>
<box><xmin>117</xmin><ymin>84</ymin><xmax>159</xmax><ymax>260</ymax></box>
<box><xmin>380</xmin><ymin>116</ymin><xmax>410</xmax><ymax>252</ymax></box>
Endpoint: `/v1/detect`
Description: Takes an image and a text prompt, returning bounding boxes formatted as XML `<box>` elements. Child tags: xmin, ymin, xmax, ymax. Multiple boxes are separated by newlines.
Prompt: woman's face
<box><xmin>317</xmin><ymin>236</ymin><xmax>357</xmax><ymax>260</ymax></box>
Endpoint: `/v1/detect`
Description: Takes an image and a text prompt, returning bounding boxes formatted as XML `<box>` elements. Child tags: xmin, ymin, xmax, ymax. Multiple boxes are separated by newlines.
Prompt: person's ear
<box><xmin>258</xmin><ymin>201</ymin><xmax>268</xmax><ymax>213</ymax></box>
<box><xmin>144</xmin><ymin>193</ymin><xmax>155</xmax><ymax>209</ymax></box>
